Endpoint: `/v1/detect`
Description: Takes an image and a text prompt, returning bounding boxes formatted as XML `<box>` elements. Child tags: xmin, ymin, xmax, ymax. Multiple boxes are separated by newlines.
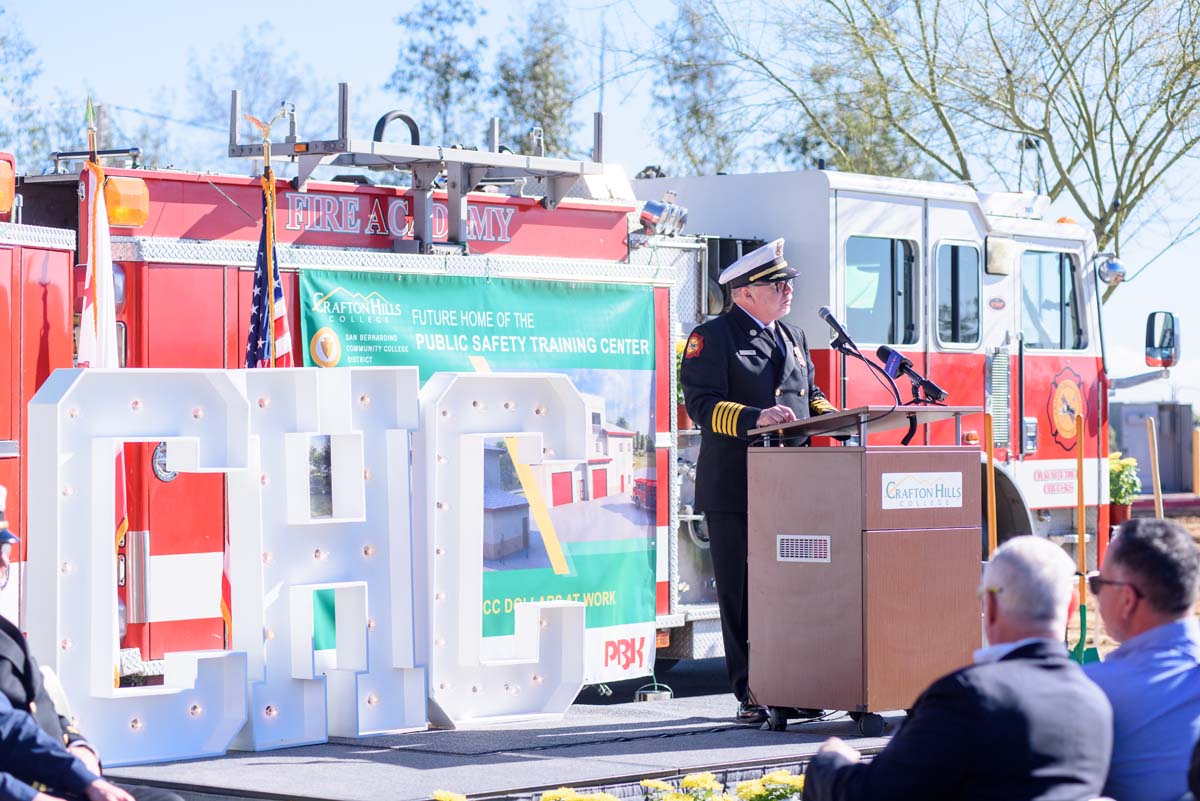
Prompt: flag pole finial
<box><xmin>85</xmin><ymin>96</ymin><xmax>98</xmax><ymax>164</ymax></box>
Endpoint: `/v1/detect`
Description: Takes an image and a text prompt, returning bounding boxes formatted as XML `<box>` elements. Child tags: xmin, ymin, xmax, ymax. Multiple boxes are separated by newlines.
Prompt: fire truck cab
<box><xmin>638</xmin><ymin>169</ymin><xmax>1178</xmax><ymax>557</ymax></box>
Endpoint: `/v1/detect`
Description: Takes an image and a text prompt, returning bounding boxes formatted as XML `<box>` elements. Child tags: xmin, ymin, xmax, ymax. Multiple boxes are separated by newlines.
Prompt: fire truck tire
<box><xmin>857</xmin><ymin>713</ymin><xmax>886</xmax><ymax>737</ymax></box>
<box><xmin>766</xmin><ymin>706</ymin><xmax>788</xmax><ymax>732</ymax></box>
<box><xmin>634</xmin><ymin>495</ymin><xmax>642</xmax><ymax>510</ymax></box>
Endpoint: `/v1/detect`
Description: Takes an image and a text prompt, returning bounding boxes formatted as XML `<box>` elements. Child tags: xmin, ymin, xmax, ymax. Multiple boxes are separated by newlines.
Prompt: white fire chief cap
<box><xmin>718</xmin><ymin>238</ymin><xmax>798</xmax><ymax>289</ymax></box>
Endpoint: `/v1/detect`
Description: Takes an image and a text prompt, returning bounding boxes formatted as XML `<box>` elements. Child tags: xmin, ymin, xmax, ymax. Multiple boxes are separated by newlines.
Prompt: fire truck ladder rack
<box><xmin>227</xmin><ymin>83</ymin><xmax>606</xmax><ymax>252</ymax></box>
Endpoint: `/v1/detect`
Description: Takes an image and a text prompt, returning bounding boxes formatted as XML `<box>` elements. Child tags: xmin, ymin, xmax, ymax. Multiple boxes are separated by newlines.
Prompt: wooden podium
<box><xmin>746</xmin><ymin>406</ymin><xmax>982</xmax><ymax>734</ymax></box>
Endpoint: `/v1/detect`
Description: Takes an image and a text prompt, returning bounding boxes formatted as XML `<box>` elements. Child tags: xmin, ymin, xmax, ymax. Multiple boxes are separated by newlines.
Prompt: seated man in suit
<box><xmin>1085</xmin><ymin>517</ymin><xmax>1200</xmax><ymax>801</ymax></box>
<box><xmin>804</xmin><ymin>535</ymin><xmax>1112</xmax><ymax>801</ymax></box>
<box><xmin>0</xmin><ymin>692</ymin><xmax>133</xmax><ymax>801</ymax></box>
<box><xmin>0</xmin><ymin>488</ymin><xmax>180</xmax><ymax>801</ymax></box>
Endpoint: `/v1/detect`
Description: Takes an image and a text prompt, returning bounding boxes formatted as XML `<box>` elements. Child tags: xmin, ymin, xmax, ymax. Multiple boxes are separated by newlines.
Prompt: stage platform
<box><xmin>108</xmin><ymin>659</ymin><xmax>898</xmax><ymax>801</ymax></box>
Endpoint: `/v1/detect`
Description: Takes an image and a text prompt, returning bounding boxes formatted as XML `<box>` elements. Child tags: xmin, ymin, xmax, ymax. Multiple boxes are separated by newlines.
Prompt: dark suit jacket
<box><xmin>0</xmin><ymin>615</ymin><xmax>88</xmax><ymax>752</ymax></box>
<box><xmin>804</xmin><ymin>640</ymin><xmax>1113</xmax><ymax>801</ymax></box>
<box><xmin>680</xmin><ymin>305</ymin><xmax>830</xmax><ymax>513</ymax></box>
<box><xmin>0</xmin><ymin>693</ymin><xmax>97</xmax><ymax>801</ymax></box>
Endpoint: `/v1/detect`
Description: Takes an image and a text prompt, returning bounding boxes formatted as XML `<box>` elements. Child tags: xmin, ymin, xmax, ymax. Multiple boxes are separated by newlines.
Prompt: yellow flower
<box><xmin>663</xmin><ymin>793</ymin><xmax>693</xmax><ymax>801</ymax></box>
<box><xmin>768</xmin><ymin>775</ymin><xmax>805</xmax><ymax>790</ymax></box>
<box><xmin>681</xmin><ymin>773</ymin><xmax>723</xmax><ymax>792</ymax></box>
<box><xmin>734</xmin><ymin>780</ymin><xmax>765</xmax><ymax>800</ymax></box>
<box><xmin>432</xmin><ymin>792</ymin><xmax>467</xmax><ymax>801</ymax></box>
<box><xmin>541</xmin><ymin>788</ymin><xmax>580</xmax><ymax>801</ymax></box>
<box><xmin>761</xmin><ymin>770</ymin><xmax>793</xmax><ymax>782</ymax></box>
<box><xmin>641</xmin><ymin>780</ymin><xmax>674</xmax><ymax>792</ymax></box>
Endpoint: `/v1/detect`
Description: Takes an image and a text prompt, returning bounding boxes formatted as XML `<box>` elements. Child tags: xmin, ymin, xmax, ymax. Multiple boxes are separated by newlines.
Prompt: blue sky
<box><xmin>9</xmin><ymin>0</ymin><xmax>1198</xmax><ymax>408</ymax></box>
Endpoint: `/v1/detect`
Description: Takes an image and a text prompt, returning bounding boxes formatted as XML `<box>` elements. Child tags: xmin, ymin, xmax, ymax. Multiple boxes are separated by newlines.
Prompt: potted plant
<box><xmin>1109</xmin><ymin>451</ymin><xmax>1142</xmax><ymax>524</ymax></box>
<box><xmin>675</xmin><ymin>339</ymin><xmax>693</xmax><ymax>430</ymax></box>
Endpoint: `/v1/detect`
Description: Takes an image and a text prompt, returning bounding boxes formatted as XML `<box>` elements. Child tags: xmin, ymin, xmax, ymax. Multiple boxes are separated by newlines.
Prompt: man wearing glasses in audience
<box><xmin>679</xmin><ymin>238</ymin><xmax>838</xmax><ymax>725</ymax></box>
<box><xmin>1085</xmin><ymin>517</ymin><xmax>1200</xmax><ymax>801</ymax></box>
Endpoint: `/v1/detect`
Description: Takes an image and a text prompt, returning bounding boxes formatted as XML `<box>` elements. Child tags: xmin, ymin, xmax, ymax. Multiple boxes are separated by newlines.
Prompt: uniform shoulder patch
<box><xmin>684</xmin><ymin>332</ymin><xmax>704</xmax><ymax>358</ymax></box>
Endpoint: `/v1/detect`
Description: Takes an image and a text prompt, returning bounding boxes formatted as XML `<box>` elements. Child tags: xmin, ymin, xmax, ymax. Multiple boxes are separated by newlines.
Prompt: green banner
<box><xmin>301</xmin><ymin>269</ymin><xmax>659</xmax><ymax>642</ymax></box>
<box><xmin>300</xmin><ymin>271</ymin><xmax>654</xmax><ymax>375</ymax></box>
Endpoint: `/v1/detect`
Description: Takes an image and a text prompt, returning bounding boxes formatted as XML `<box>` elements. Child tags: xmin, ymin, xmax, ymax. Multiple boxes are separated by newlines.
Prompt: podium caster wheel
<box><xmin>848</xmin><ymin>711</ymin><xmax>864</xmax><ymax>723</ymax></box>
<box><xmin>766</xmin><ymin>707</ymin><xmax>788</xmax><ymax>732</ymax></box>
<box><xmin>857</xmin><ymin>713</ymin><xmax>885</xmax><ymax>737</ymax></box>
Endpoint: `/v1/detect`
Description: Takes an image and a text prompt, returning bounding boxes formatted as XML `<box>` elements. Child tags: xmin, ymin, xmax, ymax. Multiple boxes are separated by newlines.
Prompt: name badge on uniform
<box><xmin>793</xmin><ymin>346</ymin><xmax>805</xmax><ymax>367</ymax></box>
<box><xmin>737</xmin><ymin>349</ymin><xmax>756</xmax><ymax>356</ymax></box>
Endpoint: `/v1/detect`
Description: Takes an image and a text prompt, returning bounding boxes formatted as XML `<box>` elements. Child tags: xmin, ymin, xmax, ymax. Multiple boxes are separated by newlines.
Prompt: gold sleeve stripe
<box><xmin>727</xmin><ymin>402</ymin><xmax>743</xmax><ymax>435</ymax></box>
<box><xmin>712</xmin><ymin>402</ymin><xmax>729</xmax><ymax>435</ymax></box>
<box><xmin>712</xmin><ymin>401</ymin><xmax>745</xmax><ymax>436</ymax></box>
<box><xmin>810</xmin><ymin>398</ymin><xmax>837</xmax><ymax>414</ymax></box>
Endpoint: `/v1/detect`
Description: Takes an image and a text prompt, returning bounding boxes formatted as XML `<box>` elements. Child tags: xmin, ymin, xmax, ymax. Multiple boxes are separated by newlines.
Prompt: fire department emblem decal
<box><xmin>684</xmin><ymin>333</ymin><xmax>703</xmax><ymax>358</ymax></box>
<box><xmin>1048</xmin><ymin>367</ymin><xmax>1086</xmax><ymax>450</ymax></box>
<box><xmin>309</xmin><ymin>326</ymin><xmax>342</xmax><ymax>368</ymax></box>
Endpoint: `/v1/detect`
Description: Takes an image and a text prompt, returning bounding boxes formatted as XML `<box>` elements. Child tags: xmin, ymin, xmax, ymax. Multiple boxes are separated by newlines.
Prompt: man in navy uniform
<box><xmin>680</xmin><ymin>238</ymin><xmax>837</xmax><ymax>724</ymax></box>
<box><xmin>0</xmin><ymin>692</ymin><xmax>134</xmax><ymax>801</ymax></box>
<box><xmin>0</xmin><ymin>488</ymin><xmax>181</xmax><ymax>801</ymax></box>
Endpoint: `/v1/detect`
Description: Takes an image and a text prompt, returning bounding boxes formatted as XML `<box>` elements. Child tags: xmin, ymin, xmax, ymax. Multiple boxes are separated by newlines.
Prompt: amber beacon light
<box><xmin>104</xmin><ymin>176</ymin><xmax>150</xmax><ymax>228</ymax></box>
<box><xmin>0</xmin><ymin>158</ymin><xmax>14</xmax><ymax>215</ymax></box>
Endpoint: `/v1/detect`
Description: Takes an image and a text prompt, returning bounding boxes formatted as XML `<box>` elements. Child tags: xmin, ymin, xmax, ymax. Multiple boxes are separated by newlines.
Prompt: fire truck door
<box><xmin>17</xmin><ymin>246</ymin><xmax>73</xmax><ymax>622</ymax></box>
<box><xmin>835</xmin><ymin>192</ymin><xmax>924</xmax><ymax>441</ymax></box>
<box><xmin>1016</xmin><ymin>248</ymin><xmax>1100</xmax><ymax>504</ymax></box>
<box><xmin>136</xmin><ymin>265</ymin><xmax>228</xmax><ymax>658</ymax></box>
<box><xmin>925</xmin><ymin>201</ymin><xmax>988</xmax><ymax>448</ymax></box>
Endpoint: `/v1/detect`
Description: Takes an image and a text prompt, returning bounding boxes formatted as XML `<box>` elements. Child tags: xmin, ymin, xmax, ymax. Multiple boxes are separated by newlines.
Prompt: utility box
<box><xmin>1111</xmin><ymin>402</ymin><xmax>1195</xmax><ymax>493</ymax></box>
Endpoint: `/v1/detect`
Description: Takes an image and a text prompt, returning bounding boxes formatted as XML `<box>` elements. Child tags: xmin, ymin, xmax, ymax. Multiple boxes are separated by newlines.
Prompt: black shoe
<box><xmin>736</xmin><ymin>702</ymin><xmax>769</xmax><ymax>725</ymax></box>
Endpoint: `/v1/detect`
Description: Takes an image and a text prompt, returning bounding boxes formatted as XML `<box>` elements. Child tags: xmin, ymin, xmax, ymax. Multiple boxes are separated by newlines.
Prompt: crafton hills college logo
<box><xmin>309</xmin><ymin>327</ymin><xmax>342</xmax><ymax>368</ymax></box>
<box><xmin>1048</xmin><ymin>366</ymin><xmax>1086</xmax><ymax>450</ymax></box>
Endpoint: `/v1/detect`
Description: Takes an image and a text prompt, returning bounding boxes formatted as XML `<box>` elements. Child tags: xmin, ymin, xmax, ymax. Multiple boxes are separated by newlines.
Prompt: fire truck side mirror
<box><xmin>1096</xmin><ymin>255</ymin><xmax>1126</xmax><ymax>285</ymax></box>
<box><xmin>1145</xmin><ymin>311</ymin><xmax>1180</xmax><ymax>368</ymax></box>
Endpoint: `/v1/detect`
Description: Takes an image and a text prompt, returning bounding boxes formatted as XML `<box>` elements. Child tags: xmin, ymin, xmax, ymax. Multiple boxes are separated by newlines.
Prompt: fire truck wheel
<box><xmin>766</xmin><ymin>707</ymin><xmax>788</xmax><ymax>732</ymax></box>
<box><xmin>857</xmin><ymin>713</ymin><xmax>886</xmax><ymax>737</ymax></box>
<box><xmin>633</xmin><ymin>495</ymin><xmax>642</xmax><ymax>509</ymax></box>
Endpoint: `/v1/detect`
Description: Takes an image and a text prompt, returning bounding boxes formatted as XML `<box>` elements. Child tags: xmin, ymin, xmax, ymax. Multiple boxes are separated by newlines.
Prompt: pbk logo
<box><xmin>604</xmin><ymin>637</ymin><xmax>645</xmax><ymax>670</ymax></box>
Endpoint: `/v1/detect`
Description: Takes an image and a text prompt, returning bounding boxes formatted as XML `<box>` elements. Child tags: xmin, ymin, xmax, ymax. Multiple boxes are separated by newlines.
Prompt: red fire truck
<box><xmin>0</xmin><ymin>89</ymin><xmax>1179</xmax><ymax>675</ymax></box>
<box><xmin>640</xmin><ymin>171</ymin><xmax>1180</xmax><ymax>584</ymax></box>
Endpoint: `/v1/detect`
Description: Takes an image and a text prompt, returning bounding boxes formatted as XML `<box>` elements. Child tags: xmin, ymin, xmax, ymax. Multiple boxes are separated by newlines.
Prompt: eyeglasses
<box><xmin>768</xmin><ymin>280</ymin><xmax>795</xmax><ymax>295</ymax></box>
<box><xmin>1084</xmin><ymin>570</ymin><xmax>1143</xmax><ymax>598</ymax></box>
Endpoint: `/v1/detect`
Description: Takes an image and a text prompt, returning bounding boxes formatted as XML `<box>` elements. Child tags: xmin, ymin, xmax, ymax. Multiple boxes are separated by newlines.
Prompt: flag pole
<box><xmin>244</xmin><ymin>107</ymin><xmax>287</xmax><ymax>366</ymax></box>
<box><xmin>86</xmin><ymin>96</ymin><xmax>98</xmax><ymax>164</ymax></box>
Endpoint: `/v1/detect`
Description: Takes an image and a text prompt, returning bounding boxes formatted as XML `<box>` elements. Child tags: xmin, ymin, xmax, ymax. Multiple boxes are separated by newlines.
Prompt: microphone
<box><xmin>818</xmin><ymin>306</ymin><xmax>858</xmax><ymax>352</ymax></box>
<box><xmin>875</xmin><ymin>346</ymin><xmax>949</xmax><ymax>403</ymax></box>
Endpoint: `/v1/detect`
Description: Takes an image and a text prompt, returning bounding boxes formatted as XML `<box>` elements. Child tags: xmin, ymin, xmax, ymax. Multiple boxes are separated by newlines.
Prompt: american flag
<box><xmin>227</xmin><ymin>167</ymin><xmax>293</xmax><ymax>642</ymax></box>
<box><xmin>245</xmin><ymin>167</ymin><xmax>293</xmax><ymax>369</ymax></box>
